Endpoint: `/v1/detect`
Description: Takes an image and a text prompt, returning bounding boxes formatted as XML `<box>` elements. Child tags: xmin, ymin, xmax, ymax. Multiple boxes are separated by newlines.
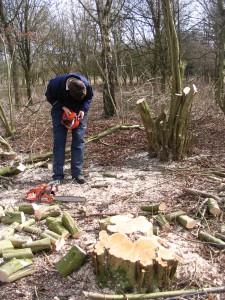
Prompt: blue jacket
<box><xmin>45</xmin><ymin>73</ymin><xmax>93</xmax><ymax>113</ymax></box>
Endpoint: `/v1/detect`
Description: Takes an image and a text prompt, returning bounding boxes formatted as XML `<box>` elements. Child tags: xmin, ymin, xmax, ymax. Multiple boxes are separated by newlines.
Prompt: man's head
<box><xmin>68</xmin><ymin>78</ymin><xmax>87</xmax><ymax>101</ymax></box>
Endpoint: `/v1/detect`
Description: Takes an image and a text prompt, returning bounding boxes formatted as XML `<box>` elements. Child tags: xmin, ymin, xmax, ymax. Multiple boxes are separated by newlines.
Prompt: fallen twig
<box><xmin>183</xmin><ymin>187</ymin><xmax>223</xmax><ymax>203</ymax></box>
<box><xmin>83</xmin><ymin>285</ymin><xmax>225</xmax><ymax>299</ymax></box>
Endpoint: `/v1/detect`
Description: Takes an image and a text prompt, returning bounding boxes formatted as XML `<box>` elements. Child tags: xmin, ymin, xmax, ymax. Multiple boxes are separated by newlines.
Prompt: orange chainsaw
<box><xmin>61</xmin><ymin>110</ymin><xmax>80</xmax><ymax>130</ymax></box>
<box><xmin>26</xmin><ymin>181</ymin><xmax>86</xmax><ymax>204</ymax></box>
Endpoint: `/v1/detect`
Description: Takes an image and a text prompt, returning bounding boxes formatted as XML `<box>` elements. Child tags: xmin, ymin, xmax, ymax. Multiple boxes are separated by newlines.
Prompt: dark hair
<box><xmin>68</xmin><ymin>78</ymin><xmax>86</xmax><ymax>101</ymax></box>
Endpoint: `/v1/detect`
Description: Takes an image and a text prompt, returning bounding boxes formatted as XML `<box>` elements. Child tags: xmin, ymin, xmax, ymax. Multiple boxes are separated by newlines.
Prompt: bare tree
<box><xmin>137</xmin><ymin>0</ymin><xmax>197</xmax><ymax>160</ymax></box>
<box><xmin>77</xmin><ymin>0</ymin><xmax>126</xmax><ymax>117</ymax></box>
<box><xmin>214</xmin><ymin>0</ymin><xmax>225</xmax><ymax>113</ymax></box>
<box><xmin>0</xmin><ymin>0</ymin><xmax>23</xmax><ymax>104</ymax></box>
<box><xmin>12</xmin><ymin>0</ymin><xmax>51</xmax><ymax>104</ymax></box>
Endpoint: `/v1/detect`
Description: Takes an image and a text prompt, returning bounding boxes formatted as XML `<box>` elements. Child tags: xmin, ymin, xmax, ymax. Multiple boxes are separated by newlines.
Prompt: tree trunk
<box><xmin>215</xmin><ymin>0</ymin><xmax>225</xmax><ymax>113</ymax></box>
<box><xmin>137</xmin><ymin>0</ymin><xmax>197</xmax><ymax>161</ymax></box>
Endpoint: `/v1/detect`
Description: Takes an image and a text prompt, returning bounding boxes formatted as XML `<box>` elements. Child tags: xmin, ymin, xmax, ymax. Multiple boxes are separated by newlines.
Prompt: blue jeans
<box><xmin>51</xmin><ymin>106</ymin><xmax>87</xmax><ymax>180</ymax></box>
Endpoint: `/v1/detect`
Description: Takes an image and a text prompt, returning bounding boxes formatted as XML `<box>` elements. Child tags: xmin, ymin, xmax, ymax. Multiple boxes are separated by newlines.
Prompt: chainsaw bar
<box><xmin>53</xmin><ymin>196</ymin><xmax>86</xmax><ymax>203</ymax></box>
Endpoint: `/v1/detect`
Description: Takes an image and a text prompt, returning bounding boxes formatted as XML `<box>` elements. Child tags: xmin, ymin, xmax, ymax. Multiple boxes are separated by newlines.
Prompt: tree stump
<box><xmin>106</xmin><ymin>214</ymin><xmax>153</xmax><ymax>236</ymax></box>
<box><xmin>92</xmin><ymin>215</ymin><xmax>179</xmax><ymax>293</ymax></box>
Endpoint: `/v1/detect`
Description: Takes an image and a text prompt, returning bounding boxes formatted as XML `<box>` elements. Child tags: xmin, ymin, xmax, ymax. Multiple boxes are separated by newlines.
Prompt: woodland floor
<box><xmin>0</xmin><ymin>85</ymin><xmax>225</xmax><ymax>299</ymax></box>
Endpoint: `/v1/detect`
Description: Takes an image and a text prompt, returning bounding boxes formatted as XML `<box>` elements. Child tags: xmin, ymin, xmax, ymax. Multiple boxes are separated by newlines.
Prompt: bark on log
<box><xmin>1</xmin><ymin>211</ymin><xmax>25</xmax><ymax>224</ymax></box>
<box><xmin>156</xmin><ymin>214</ymin><xmax>170</xmax><ymax>230</ymax></box>
<box><xmin>198</xmin><ymin>231</ymin><xmax>225</xmax><ymax>249</ymax></box>
<box><xmin>9</xmin><ymin>235</ymin><xmax>32</xmax><ymax>248</ymax></box>
<box><xmin>16</xmin><ymin>218</ymin><xmax>36</xmax><ymax>232</ymax></box>
<box><xmin>215</xmin><ymin>233</ymin><xmax>225</xmax><ymax>242</ymax></box>
<box><xmin>22</xmin><ymin>237</ymin><xmax>52</xmax><ymax>252</ymax></box>
<box><xmin>22</xmin><ymin>225</ymin><xmax>43</xmax><ymax>235</ymax></box>
<box><xmin>0</xmin><ymin>258</ymin><xmax>33</xmax><ymax>282</ymax></box>
<box><xmin>22</xmin><ymin>225</ymin><xmax>63</xmax><ymax>246</ymax></box>
<box><xmin>92</xmin><ymin>230</ymin><xmax>179</xmax><ymax>293</ymax></box>
<box><xmin>136</xmin><ymin>98</ymin><xmax>159</xmax><ymax>157</ymax></box>
<box><xmin>18</xmin><ymin>203</ymin><xmax>35</xmax><ymax>215</ymax></box>
<box><xmin>140</xmin><ymin>203</ymin><xmax>166</xmax><ymax>214</ymax></box>
<box><xmin>0</xmin><ymin>240</ymin><xmax>14</xmax><ymax>255</ymax></box>
<box><xmin>0</xmin><ymin>162</ymin><xmax>25</xmax><ymax>177</ymax></box>
<box><xmin>177</xmin><ymin>215</ymin><xmax>197</xmax><ymax>229</ymax></box>
<box><xmin>34</xmin><ymin>205</ymin><xmax>61</xmax><ymax>220</ymax></box>
<box><xmin>6</xmin><ymin>266</ymin><xmax>34</xmax><ymax>282</ymax></box>
<box><xmin>46</xmin><ymin>217</ymin><xmax>70</xmax><ymax>238</ymax></box>
<box><xmin>103</xmin><ymin>172</ymin><xmax>120</xmax><ymax>178</ymax></box>
<box><xmin>207</xmin><ymin>198</ymin><xmax>221</xmax><ymax>216</ymax></box>
<box><xmin>165</xmin><ymin>210</ymin><xmax>185</xmax><ymax>222</ymax></box>
<box><xmin>2</xmin><ymin>248</ymin><xmax>34</xmax><ymax>260</ymax></box>
<box><xmin>62</xmin><ymin>212</ymin><xmax>84</xmax><ymax>238</ymax></box>
<box><xmin>55</xmin><ymin>244</ymin><xmax>86</xmax><ymax>277</ymax></box>
<box><xmin>83</xmin><ymin>285</ymin><xmax>225</xmax><ymax>299</ymax></box>
<box><xmin>0</xmin><ymin>205</ymin><xmax>5</xmax><ymax>218</ymax></box>
<box><xmin>0</xmin><ymin>222</ymin><xmax>20</xmax><ymax>240</ymax></box>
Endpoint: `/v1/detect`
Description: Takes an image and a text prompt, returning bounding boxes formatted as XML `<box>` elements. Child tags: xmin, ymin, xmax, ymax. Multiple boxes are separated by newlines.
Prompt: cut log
<box><xmin>22</xmin><ymin>225</ymin><xmax>43</xmax><ymax>235</ymax></box>
<box><xmin>165</xmin><ymin>210</ymin><xmax>185</xmax><ymax>222</ymax></box>
<box><xmin>18</xmin><ymin>203</ymin><xmax>35</xmax><ymax>215</ymax></box>
<box><xmin>198</xmin><ymin>231</ymin><xmax>225</xmax><ymax>249</ymax></box>
<box><xmin>62</xmin><ymin>212</ymin><xmax>84</xmax><ymax>238</ymax></box>
<box><xmin>22</xmin><ymin>237</ymin><xmax>52</xmax><ymax>252</ymax></box>
<box><xmin>0</xmin><ymin>205</ymin><xmax>5</xmax><ymax>218</ymax></box>
<box><xmin>215</xmin><ymin>233</ymin><xmax>225</xmax><ymax>242</ymax></box>
<box><xmin>107</xmin><ymin>214</ymin><xmax>153</xmax><ymax>236</ymax></box>
<box><xmin>0</xmin><ymin>258</ymin><xmax>33</xmax><ymax>282</ymax></box>
<box><xmin>0</xmin><ymin>240</ymin><xmax>14</xmax><ymax>255</ymax></box>
<box><xmin>34</xmin><ymin>205</ymin><xmax>61</xmax><ymax>220</ymax></box>
<box><xmin>0</xmin><ymin>222</ymin><xmax>20</xmax><ymax>240</ymax></box>
<box><xmin>92</xmin><ymin>230</ymin><xmax>179</xmax><ymax>293</ymax></box>
<box><xmin>221</xmin><ymin>226</ymin><xmax>225</xmax><ymax>234</ymax></box>
<box><xmin>207</xmin><ymin>198</ymin><xmax>221</xmax><ymax>216</ymax></box>
<box><xmin>16</xmin><ymin>218</ymin><xmax>36</xmax><ymax>232</ymax></box>
<box><xmin>2</xmin><ymin>248</ymin><xmax>34</xmax><ymax>260</ymax></box>
<box><xmin>7</xmin><ymin>266</ymin><xmax>34</xmax><ymax>282</ymax></box>
<box><xmin>156</xmin><ymin>214</ymin><xmax>170</xmax><ymax>231</ymax></box>
<box><xmin>102</xmin><ymin>172</ymin><xmax>120</xmax><ymax>178</ymax></box>
<box><xmin>99</xmin><ymin>217</ymin><xmax>111</xmax><ymax>231</ymax></box>
<box><xmin>55</xmin><ymin>244</ymin><xmax>86</xmax><ymax>277</ymax></box>
<box><xmin>0</xmin><ymin>162</ymin><xmax>26</xmax><ymax>177</ymax></box>
<box><xmin>1</xmin><ymin>211</ymin><xmax>26</xmax><ymax>224</ymax></box>
<box><xmin>46</xmin><ymin>217</ymin><xmax>70</xmax><ymax>238</ymax></box>
<box><xmin>177</xmin><ymin>215</ymin><xmax>197</xmax><ymax>229</ymax></box>
<box><xmin>9</xmin><ymin>235</ymin><xmax>32</xmax><ymax>248</ymax></box>
<box><xmin>22</xmin><ymin>225</ymin><xmax>63</xmax><ymax>246</ymax></box>
<box><xmin>140</xmin><ymin>203</ymin><xmax>166</xmax><ymax>214</ymax></box>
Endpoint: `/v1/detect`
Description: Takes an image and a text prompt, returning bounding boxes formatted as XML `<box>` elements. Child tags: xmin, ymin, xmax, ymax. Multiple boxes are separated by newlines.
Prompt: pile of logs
<box><xmin>0</xmin><ymin>194</ymin><xmax>224</xmax><ymax>288</ymax></box>
<box><xmin>0</xmin><ymin>203</ymin><xmax>86</xmax><ymax>282</ymax></box>
<box><xmin>140</xmin><ymin>200</ymin><xmax>225</xmax><ymax>250</ymax></box>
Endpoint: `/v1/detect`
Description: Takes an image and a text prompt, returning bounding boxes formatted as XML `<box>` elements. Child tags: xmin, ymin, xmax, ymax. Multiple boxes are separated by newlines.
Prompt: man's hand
<box><xmin>78</xmin><ymin>111</ymin><xmax>84</xmax><ymax>120</ymax></box>
<box><xmin>62</xmin><ymin>107</ymin><xmax>71</xmax><ymax>117</ymax></box>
